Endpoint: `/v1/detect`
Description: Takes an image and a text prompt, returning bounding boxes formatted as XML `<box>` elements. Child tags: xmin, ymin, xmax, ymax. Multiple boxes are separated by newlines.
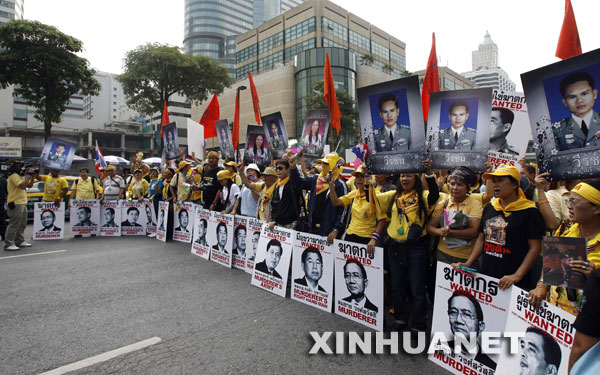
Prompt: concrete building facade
<box><xmin>0</xmin><ymin>0</ymin><xmax>24</xmax><ymax>25</ymax></box>
<box><xmin>414</xmin><ymin>66</ymin><xmax>478</xmax><ymax>92</ymax></box>
<box><xmin>462</xmin><ymin>31</ymin><xmax>516</xmax><ymax>92</ymax></box>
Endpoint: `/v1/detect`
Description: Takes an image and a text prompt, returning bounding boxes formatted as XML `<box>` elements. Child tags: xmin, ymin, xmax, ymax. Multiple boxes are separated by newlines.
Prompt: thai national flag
<box><xmin>94</xmin><ymin>140</ymin><xmax>107</xmax><ymax>174</ymax></box>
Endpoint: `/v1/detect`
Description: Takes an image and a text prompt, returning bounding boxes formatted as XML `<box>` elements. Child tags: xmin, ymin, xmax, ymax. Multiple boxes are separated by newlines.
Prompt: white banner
<box><xmin>33</xmin><ymin>202</ymin><xmax>65</xmax><ymax>240</ymax></box>
<box><xmin>429</xmin><ymin>263</ymin><xmax>511</xmax><ymax>375</ymax></box>
<box><xmin>0</xmin><ymin>136</ymin><xmax>21</xmax><ymax>157</ymax></box>
<box><xmin>251</xmin><ymin>225</ymin><xmax>294</xmax><ymax>298</ymax></box>
<box><xmin>191</xmin><ymin>206</ymin><xmax>211</xmax><ymax>259</ymax></box>
<box><xmin>173</xmin><ymin>202</ymin><xmax>195</xmax><ymax>243</ymax></box>
<box><xmin>333</xmin><ymin>239</ymin><xmax>383</xmax><ymax>331</ymax></box>
<box><xmin>156</xmin><ymin>201</ymin><xmax>169</xmax><ymax>242</ymax></box>
<box><xmin>70</xmin><ymin>199</ymin><xmax>100</xmax><ymax>236</ymax></box>
<box><xmin>208</xmin><ymin>212</ymin><xmax>234</xmax><ymax>268</ymax></box>
<box><xmin>291</xmin><ymin>231</ymin><xmax>334</xmax><ymax>312</ymax></box>
<box><xmin>186</xmin><ymin>118</ymin><xmax>204</xmax><ymax>159</ymax></box>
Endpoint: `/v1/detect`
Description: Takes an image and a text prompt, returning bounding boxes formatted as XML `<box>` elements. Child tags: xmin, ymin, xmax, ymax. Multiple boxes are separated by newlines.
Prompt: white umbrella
<box><xmin>72</xmin><ymin>155</ymin><xmax>87</xmax><ymax>162</ymax></box>
<box><xmin>142</xmin><ymin>157</ymin><xmax>162</xmax><ymax>166</ymax></box>
<box><xmin>104</xmin><ymin>155</ymin><xmax>130</xmax><ymax>166</ymax></box>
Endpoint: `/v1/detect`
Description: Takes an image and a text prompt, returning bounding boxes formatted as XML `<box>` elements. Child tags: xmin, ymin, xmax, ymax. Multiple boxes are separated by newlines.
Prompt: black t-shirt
<box><xmin>202</xmin><ymin>167</ymin><xmax>222</xmax><ymax>209</ymax></box>
<box><xmin>574</xmin><ymin>269</ymin><xmax>600</xmax><ymax>338</ymax></box>
<box><xmin>311</xmin><ymin>191</ymin><xmax>328</xmax><ymax>226</ymax></box>
<box><xmin>477</xmin><ymin>205</ymin><xmax>544</xmax><ymax>289</ymax></box>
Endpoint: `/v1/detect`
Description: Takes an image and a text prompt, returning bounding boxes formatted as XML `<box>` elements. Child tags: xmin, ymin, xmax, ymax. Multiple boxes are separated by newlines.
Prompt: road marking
<box><xmin>0</xmin><ymin>250</ymin><xmax>67</xmax><ymax>260</ymax></box>
<box><xmin>39</xmin><ymin>337</ymin><xmax>162</xmax><ymax>375</ymax></box>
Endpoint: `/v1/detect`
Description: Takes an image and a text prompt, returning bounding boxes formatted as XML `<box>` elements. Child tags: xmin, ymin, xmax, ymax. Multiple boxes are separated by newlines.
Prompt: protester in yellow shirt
<box><xmin>71</xmin><ymin>168</ymin><xmax>100</xmax><ymax>200</ymax></box>
<box><xmin>327</xmin><ymin>165</ymin><xmax>385</xmax><ymax>255</ymax></box>
<box><xmin>38</xmin><ymin>169</ymin><xmax>68</xmax><ymax>204</ymax></box>
<box><xmin>127</xmin><ymin>169</ymin><xmax>149</xmax><ymax>201</ymax></box>
<box><xmin>4</xmin><ymin>161</ymin><xmax>35</xmax><ymax>251</ymax></box>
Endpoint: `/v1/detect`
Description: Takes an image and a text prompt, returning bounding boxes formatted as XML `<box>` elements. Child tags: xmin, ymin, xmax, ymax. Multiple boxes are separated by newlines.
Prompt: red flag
<box><xmin>556</xmin><ymin>0</ymin><xmax>582</xmax><ymax>60</ymax></box>
<box><xmin>199</xmin><ymin>93</ymin><xmax>220</xmax><ymax>138</ymax></box>
<box><xmin>323</xmin><ymin>52</ymin><xmax>341</xmax><ymax>135</ymax></box>
<box><xmin>160</xmin><ymin>100</ymin><xmax>170</xmax><ymax>137</ymax></box>
<box><xmin>232</xmin><ymin>91</ymin><xmax>240</xmax><ymax>152</ymax></box>
<box><xmin>422</xmin><ymin>33</ymin><xmax>440</xmax><ymax>122</ymax></box>
<box><xmin>248</xmin><ymin>71</ymin><xmax>261</xmax><ymax>125</ymax></box>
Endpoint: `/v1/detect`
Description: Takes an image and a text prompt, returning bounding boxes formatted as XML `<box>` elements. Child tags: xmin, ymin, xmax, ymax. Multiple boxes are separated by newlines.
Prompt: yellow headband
<box><xmin>208</xmin><ymin>151</ymin><xmax>220</xmax><ymax>158</ymax></box>
<box><xmin>572</xmin><ymin>182</ymin><xmax>600</xmax><ymax>205</ymax></box>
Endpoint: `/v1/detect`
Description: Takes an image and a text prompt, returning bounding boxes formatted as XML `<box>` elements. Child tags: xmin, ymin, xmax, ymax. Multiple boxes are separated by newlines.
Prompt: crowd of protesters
<box><xmin>3</xmin><ymin>146</ymin><xmax>600</xmax><ymax>372</ymax></box>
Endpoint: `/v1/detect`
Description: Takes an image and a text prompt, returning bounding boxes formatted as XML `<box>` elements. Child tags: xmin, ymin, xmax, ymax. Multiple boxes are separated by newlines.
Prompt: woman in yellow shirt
<box><xmin>127</xmin><ymin>169</ymin><xmax>149</xmax><ymax>201</ymax></box>
<box><xmin>375</xmin><ymin>160</ymin><xmax>439</xmax><ymax>334</ymax></box>
<box><xmin>529</xmin><ymin>181</ymin><xmax>600</xmax><ymax>315</ymax></box>
<box><xmin>327</xmin><ymin>165</ymin><xmax>385</xmax><ymax>254</ymax></box>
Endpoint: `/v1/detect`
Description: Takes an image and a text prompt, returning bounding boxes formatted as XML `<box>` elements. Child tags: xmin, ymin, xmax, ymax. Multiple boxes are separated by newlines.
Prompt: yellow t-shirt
<box><xmin>376</xmin><ymin>189</ymin><xmax>433</xmax><ymax>242</ymax></box>
<box><xmin>192</xmin><ymin>173</ymin><xmax>203</xmax><ymax>201</ymax></box>
<box><xmin>73</xmin><ymin>177</ymin><xmax>100</xmax><ymax>200</ymax></box>
<box><xmin>432</xmin><ymin>195</ymin><xmax>483</xmax><ymax>259</ymax></box>
<box><xmin>170</xmin><ymin>172</ymin><xmax>190</xmax><ymax>202</ymax></box>
<box><xmin>41</xmin><ymin>175</ymin><xmax>68</xmax><ymax>202</ymax></box>
<box><xmin>7</xmin><ymin>173</ymin><xmax>27</xmax><ymax>205</ymax></box>
<box><xmin>340</xmin><ymin>191</ymin><xmax>376</xmax><ymax>238</ymax></box>
<box><xmin>128</xmin><ymin>179</ymin><xmax>149</xmax><ymax>199</ymax></box>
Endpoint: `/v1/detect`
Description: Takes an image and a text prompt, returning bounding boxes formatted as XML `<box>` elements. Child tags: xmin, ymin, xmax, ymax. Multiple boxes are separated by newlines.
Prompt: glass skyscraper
<box><xmin>184</xmin><ymin>0</ymin><xmax>306</xmax><ymax>77</ymax></box>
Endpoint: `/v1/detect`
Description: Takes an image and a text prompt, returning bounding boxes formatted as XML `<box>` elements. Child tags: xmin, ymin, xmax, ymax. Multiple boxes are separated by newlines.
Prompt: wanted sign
<box><xmin>245</xmin><ymin>218</ymin><xmax>264</xmax><ymax>274</ymax></box>
<box><xmin>33</xmin><ymin>202</ymin><xmax>65</xmax><ymax>240</ymax></box>
<box><xmin>70</xmin><ymin>199</ymin><xmax>100</xmax><ymax>236</ymax></box>
<box><xmin>191</xmin><ymin>206</ymin><xmax>211</xmax><ymax>259</ymax></box>
<box><xmin>251</xmin><ymin>225</ymin><xmax>293</xmax><ymax>298</ymax></box>
<box><xmin>208</xmin><ymin>212</ymin><xmax>234</xmax><ymax>268</ymax></box>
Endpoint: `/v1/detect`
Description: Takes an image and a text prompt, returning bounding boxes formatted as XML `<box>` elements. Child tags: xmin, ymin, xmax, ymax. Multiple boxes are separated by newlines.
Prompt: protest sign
<box><xmin>299</xmin><ymin>109</ymin><xmax>329</xmax><ymax>159</ymax></box>
<box><xmin>162</xmin><ymin>122</ymin><xmax>179</xmax><ymax>160</ymax></box>
<box><xmin>359</xmin><ymin>76</ymin><xmax>427</xmax><ymax>173</ymax></box>
<box><xmin>333</xmin><ymin>239</ymin><xmax>383</xmax><ymax>331</ymax></box>
<box><xmin>542</xmin><ymin>236</ymin><xmax>587</xmax><ymax>289</ymax></box>
<box><xmin>70</xmin><ymin>199</ymin><xmax>100</xmax><ymax>236</ymax></box>
<box><xmin>173</xmin><ymin>202</ymin><xmax>194</xmax><ymax>243</ymax></box>
<box><xmin>251</xmin><ymin>225</ymin><xmax>294</xmax><ymax>298</ymax></box>
<box><xmin>261</xmin><ymin>112</ymin><xmax>288</xmax><ymax>159</ymax></box>
<box><xmin>243</xmin><ymin>125</ymin><xmax>271</xmax><ymax>168</ymax></box>
<box><xmin>496</xmin><ymin>287</ymin><xmax>575</xmax><ymax>375</ymax></box>
<box><xmin>40</xmin><ymin>138</ymin><xmax>76</xmax><ymax>171</ymax></box>
<box><xmin>208</xmin><ymin>212</ymin><xmax>234</xmax><ymax>267</ymax></box>
<box><xmin>429</xmin><ymin>263</ymin><xmax>511</xmax><ymax>375</ymax></box>
<box><xmin>216</xmin><ymin>119</ymin><xmax>235</xmax><ymax>160</ymax></box>
<box><xmin>232</xmin><ymin>216</ymin><xmax>249</xmax><ymax>270</ymax></box>
<box><xmin>191</xmin><ymin>207</ymin><xmax>211</xmax><ymax>259</ymax></box>
<box><xmin>488</xmin><ymin>91</ymin><xmax>530</xmax><ymax>170</ymax></box>
<box><xmin>245</xmin><ymin>218</ymin><xmax>264</xmax><ymax>274</ymax></box>
<box><xmin>143</xmin><ymin>200</ymin><xmax>157</xmax><ymax>235</ymax></box>
<box><xmin>33</xmin><ymin>202</ymin><xmax>65</xmax><ymax>240</ymax></box>
<box><xmin>427</xmin><ymin>88</ymin><xmax>493</xmax><ymax>171</ymax></box>
<box><xmin>521</xmin><ymin>48</ymin><xmax>600</xmax><ymax>179</ymax></box>
<box><xmin>100</xmin><ymin>200</ymin><xmax>121</xmax><ymax>237</ymax></box>
<box><xmin>121</xmin><ymin>200</ymin><xmax>147</xmax><ymax>236</ymax></box>
<box><xmin>186</xmin><ymin>118</ymin><xmax>204</xmax><ymax>159</ymax></box>
<box><xmin>291</xmin><ymin>231</ymin><xmax>334</xmax><ymax>312</ymax></box>
<box><xmin>0</xmin><ymin>137</ymin><xmax>21</xmax><ymax>157</ymax></box>
<box><xmin>156</xmin><ymin>201</ymin><xmax>169</xmax><ymax>242</ymax></box>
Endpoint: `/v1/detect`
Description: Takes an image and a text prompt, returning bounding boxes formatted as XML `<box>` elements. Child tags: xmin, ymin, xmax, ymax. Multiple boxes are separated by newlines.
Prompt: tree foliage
<box><xmin>0</xmin><ymin>20</ymin><xmax>100</xmax><ymax>139</ymax></box>
<box><xmin>305</xmin><ymin>80</ymin><xmax>359</xmax><ymax>151</ymax></box>
<box><xmin>117</xmin><ymin>43</ymin><xmax>232</xmax><ymax>117</ymax></box>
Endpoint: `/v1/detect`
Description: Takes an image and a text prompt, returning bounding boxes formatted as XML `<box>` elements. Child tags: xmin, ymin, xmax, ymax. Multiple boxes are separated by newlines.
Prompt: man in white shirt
<box><xmin>100</xmin><ymin>165</ymin><xmax>125</xmax><ymax>201</ymax></box>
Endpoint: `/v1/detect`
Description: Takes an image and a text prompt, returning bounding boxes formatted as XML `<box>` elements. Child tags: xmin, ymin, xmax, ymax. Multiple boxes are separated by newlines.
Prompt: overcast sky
<box><xmin>26</xmin><ymin>0</ymin><xmax>599</xmax><ymax>91</ymax></box>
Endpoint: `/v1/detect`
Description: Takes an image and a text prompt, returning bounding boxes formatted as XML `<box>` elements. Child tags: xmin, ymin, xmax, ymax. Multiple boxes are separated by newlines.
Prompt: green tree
<box><xmin>0</xmin><ymin>20</ymin><xmax>100</xmax><ymax>140</ymax></box>
<box><xmin>117</xmin><ymin>43</ymin><xmax>232</xmax><ymax>119</ymax></box>
<box><xmin>305</xmin><ymin>80</ymin><xmax>359</xmax><ymax>152</ymax></box>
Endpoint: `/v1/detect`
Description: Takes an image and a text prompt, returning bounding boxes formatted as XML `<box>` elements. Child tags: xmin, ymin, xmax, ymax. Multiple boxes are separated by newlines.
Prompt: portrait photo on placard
<box><xmin>33</xmin><ymin>202</ymin><xmax>65</xmax><ymax>240</ymax></box>
<box><xmin>173</xmin><ymin>202</ymin><xmax>194</xmax><ymax>243</ymax></box>
<box><xmin>300</xmin><ymin>109</ymin><xmax>329</xmax><ymax>158</ymax></box>
<box><xmin>232</xmin><ymin>216</ymin><xmax>248</xmax><ymax>270</ymax></box>
<box><xmin>208</xmin><ymin>212</ymin><xmax>234</xmax><ymax>268</ymax></box>
<box><xmin>191</xmin><ymin>207</ymin><xmax>211</xmax><ymax>259</ymax></box>
<box><xmin>522</xmin><ymin>49</ymin><xmax>600</xmax><ymax>179</ymax></box>
<box><xmin>245</xmin><ymin>218</ymin><xmax>264</xmax><ymax>274</ymax></box>
<box><xmin>358</xmin><ymin>75</ymin><xmax>426</xmax><ymax>174</ymax></box>
<box><xmin>427</xmin><ymin>88</ymin><xmax>492</xmax><ymax>171</ymax></box>
<box><xmin>70</xmin><ymin>200</ymin><xmax>100</xmax><ymax>236</ymax></box>
<box><xmin>162</xmin><ymin>122</ymin><xmax>179</xmax><ymax>160</ymax></box>
<box><xmin>261</xmin><ymin>112</ymin><xmax>288</xmax><ymax>159</ymax></box>
<box><xmin>40</xmin><ymin>138</ymin><xmax>76</xmax><ymax>171</ymax></box>
<box><xmin>215</xmin><ymin>119</ymin><xmax>235</xmax><ymax>160</ymax></box>
<box><xmin>121</xmin><ymin>201</ymin><xmax>147</xmax><ymax>236</ymax></box>
<box><xmin>156</xmin><ymin>201</ymin><xmax>169</xmax><ymax>242</ymax></box>
<box><xmin>100</xmin><ymin>200</ymin><xmax>121</xmax><ymax>237</ymax></box>
<box><xmin>251</xmin><ymin>225</ymin><xmax>294</xmax><ymax>298</ymax></box>
<box><xmin>244</xmin><ymin>125</ymin><xmax>271</xmax><ymax>167</ymax></box>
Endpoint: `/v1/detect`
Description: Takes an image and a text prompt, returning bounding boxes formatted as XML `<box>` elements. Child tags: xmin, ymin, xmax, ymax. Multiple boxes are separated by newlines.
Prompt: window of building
<box><xmin>284</xmin><ymin>17</ymin><xmax>316</xmax><ymax>44</ymax></box>
<box><xmin>322</xmin><ymin>38</ymin><xmax>346</xmax><ymax>49</ymax></box>
<box><xmin>284</xmin><ymin>38</ymin><xmax>315</xmax><ymax>61</ymax></box>
<box><xmin>113</xmin><ymin>94</ymin><xmax>117</xmax><ymax>98</ymax></box>
<box><xmin>371</xmin><ymin>41</ymin><xmax>389</xmax><ymax>61</ymax></box>
<box><xmin>258</xmin><ymin>51</ymin><xmax>283</xmax><ymax>72</ymax></box>
<box><xmin>444</xmin><ymin>78</ymin><xmax>455</xmax><ymax>90</ymax></box>
<box><xmin>236</xmin><ymin>61</ymin><xmax>258</xmax><ymax>80</ymax></box>
<box><xmin>13</xmin><ymin>108</ymin><xmax>27</xmax><ymax>120</ymax></box>
<box><xmin>390</xmin><ymin>50</ymin><xmax>406</xmax><ymax>69</ymax></box>
<box><xmin>258</xmin><ymin>31</ymin><xmax>284</xmax><ymax>55</ymax></box>
<box><xmin>0</xmin><ymin>1</ymin><xmax>15</xmax><ymax>9</ymax></box>
<box><xmin>321</xmin><ymin>17</ymin><xmax>347</xmax><ymax>41</ymax></box>
<box><xmin>113</xmin><ymin>87</ymin><xmax>117</xmax><ymax>91</ymax></box>
<box><xmin>236</xmin><ymin>43</ymin><xmax>258</xmax><ymax>64</ymax></box>
<box><xmin>349</xmin><ymin>30</ymin><xmax>369</xmax><ymax>52</ymax></box>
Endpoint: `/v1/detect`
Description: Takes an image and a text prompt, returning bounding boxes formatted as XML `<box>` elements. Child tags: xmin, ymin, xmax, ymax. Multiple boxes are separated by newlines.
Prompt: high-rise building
<box><xmin>462</xmin><ymin>31</ymin><xmax>516</xmax><ymax>92</ymax></box>
<box><xmin>0</xmin><ymin>0</ymin><xmax>24</xmax><ymax>25</ymax></box>
<box><xmin>183</xmin><ymin>0</ymin><xmax>307</xmax><ymax>76</ymax></box>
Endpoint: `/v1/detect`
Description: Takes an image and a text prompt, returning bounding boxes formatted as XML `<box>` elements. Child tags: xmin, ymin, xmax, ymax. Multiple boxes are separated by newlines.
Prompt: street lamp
<box><xmin>235</xmin><ymin>85</ymin><xmax>247</xmax><ymax>159</ymax></box>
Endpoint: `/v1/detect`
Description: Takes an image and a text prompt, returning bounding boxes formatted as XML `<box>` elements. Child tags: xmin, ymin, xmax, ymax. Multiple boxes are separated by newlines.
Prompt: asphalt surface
<box><xmin>0</xmin><ymin>225</ymin><xmax>449</xmax><ymax>375</ymax></box>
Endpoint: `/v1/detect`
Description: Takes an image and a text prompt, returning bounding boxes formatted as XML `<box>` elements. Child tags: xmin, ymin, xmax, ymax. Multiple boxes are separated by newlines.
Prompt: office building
<box><xmin>0</xmin><ymin>0</ymin><xmax>24</xmax><ymax>25</ymax></box>
<box><xmin>184</xmin><ymin>0</ymin><xmax>307</xmax><ymax>76</ymax></box>
<box><xmin>414</xmin><ymin>66</ymin><xmax>477</xmax><ymax>92</ymax></box>
<box><xmin>462</xmin><ymin>31</ymin><xmax>516</xmax><ymax>92</ymax></box>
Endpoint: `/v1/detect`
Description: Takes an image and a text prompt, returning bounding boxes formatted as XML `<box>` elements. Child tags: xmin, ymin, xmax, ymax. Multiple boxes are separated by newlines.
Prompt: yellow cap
<box><xmin>482</xmin><ymin>165</ymin><xmax>520</xmax><ymax>185</ymax></box>
<box><xmin>178</xmin><ymin>161</ymin><xmax>192</xmax><ymax>170</ymax></box>
<box><xmin>217</xmin><ymin>170</ymin><xmax>231</xmax><ymax>180</ymax></box>
<box><xmin>262</xmin><ymin>167</ymin><xmax>277</xmax><ymax>177</ymax></box>
<box><xmin>224</xmin><ymin>161</ymin><xmax>237</xmax><ymax>168</ymax></box>
<box><xmin>104</xmin><ymin>165</ymin><xmax>116</xmax><ymax>171</ymax></box>
<box><xmin>316</xmin><ymin>153</ymin><xmax>344</xmax><ymax>171</ymax></box>
<box><xmin>352</xmin><ymin>164</ymin><xmax>368</xmax><ymax>177</ymax></box>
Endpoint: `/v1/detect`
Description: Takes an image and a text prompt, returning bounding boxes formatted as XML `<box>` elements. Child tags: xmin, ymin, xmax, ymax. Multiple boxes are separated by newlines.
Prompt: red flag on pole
<box><xmin>556</xmin><ymin>0</ymin><xmax>582</xmax><ymax>60</ymax></box>
<box><xmin>160</xmin><ymin>100</ymin><xmax>170</xmax><ymax>137</ymax></box>
<box><xmin>199</xmin><ymin>93</ymin><xmax>220</xmax><ymax>139</ymax></box>
<box><xmin>422</xmin><ymin>33</ymin><xmax>440</xmax><ymax>122</ymax></box>
<box><xmin>248</xmin><ymin>71</ymin><xmax>261</xmax><ymax>125</ymax></box>
<box><xmin>324</xmin><ymin>52</ymin><xmax>341</xmax><ymax>135</ymax></box>
<box><xmin>233</xmin><ymin>91</ymin><xmax>240</xmax><ymax>152</ymax></box>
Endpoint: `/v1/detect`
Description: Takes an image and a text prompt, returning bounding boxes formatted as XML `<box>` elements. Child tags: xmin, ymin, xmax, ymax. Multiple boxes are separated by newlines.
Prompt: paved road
<box><xmin>0</xmin><ymin>225</ymin><xmax>448</xmax><ymax>375</ymax></box>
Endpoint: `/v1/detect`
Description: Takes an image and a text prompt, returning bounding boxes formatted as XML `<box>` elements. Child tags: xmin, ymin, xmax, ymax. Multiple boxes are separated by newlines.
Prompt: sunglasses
<box><xmin>276</xmin><ymin>166</ymin><xmax>285</xmax><ymax>171</ymax></box>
